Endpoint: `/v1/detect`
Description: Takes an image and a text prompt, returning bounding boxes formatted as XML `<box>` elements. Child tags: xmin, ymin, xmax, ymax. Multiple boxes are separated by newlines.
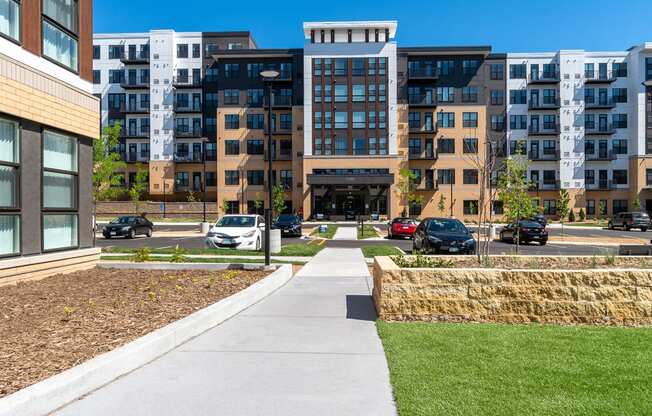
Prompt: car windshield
<box><xmin>633</xmin><ymin>213</ymin><xmax>649</xmax><ymax>218</ymax></box>
<box><xmin>110</xmin><ymin>217</ymin><xmax>137</xmax><ymax>224</ymax></box>
<box><xmin>276</xmin><ymin>214</ymin><xmax>297</xmax><ymax>222</ymax></box>
<box><xmin>518</xmin><ymin>221</ymin><xmax>542</xmax><ymax>228</ymax></box>
<box><xmin>427</xmin><ymin>219</ymin><xmax>467</xmax><ymax>234</ymax></box>
<box><xmin>215</xmin><ymin>216</ymin><xmax>256</xmax><ymax>228</ymax></box>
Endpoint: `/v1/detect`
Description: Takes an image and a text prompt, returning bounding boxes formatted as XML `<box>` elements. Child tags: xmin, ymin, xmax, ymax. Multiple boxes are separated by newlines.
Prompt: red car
<box><xmin>388</xmin><ymin>218</ymin><xmax>417</xmax><ymax>239</ymax></box>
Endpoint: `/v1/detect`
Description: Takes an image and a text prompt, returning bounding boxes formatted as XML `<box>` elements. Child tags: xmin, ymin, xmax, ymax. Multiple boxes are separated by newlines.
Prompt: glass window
<box><xmin>224</xmin><ymin>170</ymin><xmax>239</xmax><ymax>185</ymax></box>
<box><xmin>43</xmin><ymin>20</ymin><xmax>78</xmax><ymax>70</ymax></box>
<box><xmin>352</xmin><ymin>112</ymin><xmax>365</xmax><ymax>129</ymax></box>
<box><xmin>0</xmin><ymin>0</ymin><xmax>20</xmax><ymax>41</ymax></box>
<box><xmin>335</xmin><ymin>137</ymin><xmax>348</xmax><ymax>155</ymax></box>
<box><xmin>353</xmin><ymin>137</ymin><xmax>365</xmax><ymax>155</ymax></box>
<box><xmin>43</xmin><ymin>171</ymin><xmax>76</xmax><ymax>209</ymax></box>
<box><xmin>335</xmin><ymin>85</ymin><xmax>348</xmax><ymax>102</ymax></box>
<box><xmin>490</xmin><ymin>64</ymin><xmax>504</xmax><ymax>80</ymax></box>
<box><xmin>43</xmin><ymin>214</ymin><xmax>77</xmax><ymax>250</ymax></box>
<box><xmin>463</xmin><ymin>112</ymin><xmax>478</xmax><ymax>127</ymax></box>
<box><xmin>44</xmin><ymin>130</ymin><xmax>77</xmax><ymax>172</ymax></box>
<box><xmin>0</xmin><ymin>215</ymin><xmax>19</xmax><ymax>256</ymax></box>
<box><xmin>335</xmin><ymin>112</ymin><xmax>348</xmax><ymax>129</ymax></box>
<box><xmin>352</xmin><ymin>85</ymin><xmax>365</xmax><ymax>102</ymax></box>
<box><xmin>43</xmin><ymin>0</ymin><xmax>77</xmax><ymax>33</ymax></box>
<box><xmin>0</xmin><ymin>117</ymin><xmax>19</xmax><ymax>164</ymax></box>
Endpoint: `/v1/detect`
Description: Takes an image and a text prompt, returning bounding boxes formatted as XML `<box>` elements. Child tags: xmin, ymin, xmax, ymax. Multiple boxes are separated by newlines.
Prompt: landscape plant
<box><xmin>578</xmin><ymin>208</ymin><xmax>586</xmax><ymax>222</ymax></box>
<box><xmin>272</xmin><ymin>184</ymin><xmax>287</xmax><ymax>216</ymax></box>
<box><xmin>557</xmin><ymin>189</ymin><xmax>571</xmax><ymax>236</ymax></box>
<box><xmin>396</xmin><ymin>168</ymin><xmax>423</xmax><ymax>217</ymax></box>
<box><xmin>133</xmin><ymin>247</ymin><xmax>151</xmax><ymax>263</ymax></box>
<box><xmin>128</xmin><ymin>163</ymin><xmax>149</xmax><ymax>214</ymax></box>
<box><xmin>169</xmin><ymin>245</ymin><xmax>187</xmax><ymax>263</ymax></box>
<box><xmin>438</xmin><ymin>194</ymin><xmax>447</xmax><ymax>216</ymax></box>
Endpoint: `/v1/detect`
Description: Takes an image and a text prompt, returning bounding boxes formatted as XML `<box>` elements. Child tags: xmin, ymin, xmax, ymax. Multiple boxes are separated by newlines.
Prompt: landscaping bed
<box><xmin>103</xmin><ymin>243</ymin><xmax>324</xmax><ymax>257</ymax></box>
<box><xmin>0</xmin><ymin>267</ymin><xmax>268</xmax><ymax>397</ymax></box>
<box><xmin>378</xmin><ymin>321</ymin><xmax>652</xmax><ymax>415</ymax></box>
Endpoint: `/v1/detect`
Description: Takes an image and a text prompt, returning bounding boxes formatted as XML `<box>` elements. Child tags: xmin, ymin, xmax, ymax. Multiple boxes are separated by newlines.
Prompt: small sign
<box><xmin>159</xmin><ymin>203</ymin><xmax>164</xmax><ymax>211</ymax></box>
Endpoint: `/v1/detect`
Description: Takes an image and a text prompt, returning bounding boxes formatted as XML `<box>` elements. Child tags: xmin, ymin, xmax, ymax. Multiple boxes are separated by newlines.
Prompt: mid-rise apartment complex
<box><xmin>93</xmin><ymin>21</ymin><xmax>652</xmax><ymax>220</ymax></box>
<box><xmin>1</xmin><ymin>0</ymin><xmax>99</xmax><ymax>264</ymax></box>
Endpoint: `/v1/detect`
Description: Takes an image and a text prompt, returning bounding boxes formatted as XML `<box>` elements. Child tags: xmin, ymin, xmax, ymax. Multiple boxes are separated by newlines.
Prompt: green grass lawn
<box><xmin>311</xmin><ymin>225</ymin><xmax>338</xmax><ymax>239</ymax></box>
<box><xmin>103</xmin><ymin>243</ymin><xmax>324</xmax><ymax>257</ymax></box>
<box><xmin>361</xmin><ymin>245</ymin><xmax>403</xmax><ymax>257</ymax></box>
<box><xmin>358</xmin><ymin>225</ymin><xmax>379</xmax><ymax>239</ymax></box>
<box><xmin>563</xmin><ymin>221</ymin><xmax>607</xmax><ymax>228</ymax></box>
<box><xmin>378</xmin><ymin>321</ymin><xmax>652</xmax><ymax>416</ymax></box>
<box><xmin>100</xmin><ymin>255</ymin><xmax>306</xmax><ymax>265</ymax></box>
<box><xmin>98</xmin><ymin>216</ymin><xmax>207</xmax><ymax>223</ymax></box>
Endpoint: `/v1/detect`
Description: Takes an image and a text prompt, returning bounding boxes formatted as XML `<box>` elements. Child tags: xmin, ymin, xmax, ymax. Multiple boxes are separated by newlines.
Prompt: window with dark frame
<box><xmin>42</xmin><ymin>0</ymin><xmax>80</xmax><ymax>71</ymax></box>
<box><xmin>0</xmin><ymin>117</ymin><xmax>20</xmax><ymax>256</ymax></box>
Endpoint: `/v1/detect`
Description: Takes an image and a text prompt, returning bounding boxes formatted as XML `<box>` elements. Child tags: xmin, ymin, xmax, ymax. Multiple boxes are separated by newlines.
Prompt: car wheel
<box><xmin>625</xmin><ymin>225</ymin><xmax>631</xmax><ymax>231</ymax></box>
<box><xmin>642</xmin><ymin>228</ymin><xmax>648</xmax><ymax>232</ymax></box>
<box><xmin>128</xmin><ymin>229</ymin><xmax>135</xmax><ymax>239</ymax></box>
<box><xmin>146</xmin><ymin>229</ymin><xmax>152</xmax><ymax>237</ymax></box>
<box><xmin>540</xmin><ymin>240</ymin><xmax>547</xmax><ymax>246</ymax></box>
<box><xmin>608</xmin><ymin>222</ymin><xmax>613</xmax><ymax>230</ymax></box>
<box><xmin>104</xmin><ymin>235</ymin><xmax>111</xmax><ymax>239</ymax></box>
<box><xmin>256</xmin><ymin>237</ymin><xmax>261</xmax><ymax>251</ymax></box>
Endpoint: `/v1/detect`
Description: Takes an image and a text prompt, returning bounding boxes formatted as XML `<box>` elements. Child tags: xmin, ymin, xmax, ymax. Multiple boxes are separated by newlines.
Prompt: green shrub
<box><xmin>391</xmin><ymin>254</ymin><xmax>454</xmax><ymax>269</ymax></box>
<box><xmin>133</xmin><ymin>247</ymin><xmax>151</xmax><ymax>263</ymax></box>
<box><xmin>568</xmin><ymin>210</ymin><xmax>576</xmax><ymax>223</ymax></box>
<box><xmin>169</xmin><ymin>245</ymin><xmax>186</xmax><ymax>263</ymax></box>
<box><xmin>578</xmin><ymin>208</ymin><xmax>586</xmax><ymax>222</ymax></box>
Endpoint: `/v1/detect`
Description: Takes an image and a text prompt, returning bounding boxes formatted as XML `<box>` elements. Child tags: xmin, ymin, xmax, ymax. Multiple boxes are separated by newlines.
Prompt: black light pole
<box><xmin>202</xmin><ymin>138</ymin><xmax>207</xmax><ymax>223</ymax></box>
<box><xmin>261</xmin><ymin>70</ymin><xmax>280</xmax><ymax>266</ymax></box>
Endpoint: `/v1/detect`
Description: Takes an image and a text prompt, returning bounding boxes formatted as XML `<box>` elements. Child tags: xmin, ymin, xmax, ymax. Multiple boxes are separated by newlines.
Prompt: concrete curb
<box><xmin>0</xmin><ymin>264</ymin><xmax>294</xmax><ymax>416</ymax></box>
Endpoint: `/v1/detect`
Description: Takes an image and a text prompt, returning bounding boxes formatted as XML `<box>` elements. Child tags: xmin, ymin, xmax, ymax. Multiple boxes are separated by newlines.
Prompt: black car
<box><xmin>103</xmin><ymin>216</ymin><xmax>153</xmax><ymax>239</ymax></box>
<box><xmin>500</xmin><ymin>220</ymin><xmax>548</xmax><ymax>245</ymax></box>
<box><xmin>608</xmin><ymin>212</ymin><xmax>650</xmax><ymax>232</ymax></box>
<box><xmin>272</xmin><ymin>214</ymin><xmax>303</xmax><ymax>237</ymax></box>
<box><xmin>531</xmin><ymin>214</ymin><xmax>548</xmax><ymax>227</ymax></box>
<box><xmin>413</xmin><ymin>218</ymin><xmax>476</xmax><ymax>254</ymax></box>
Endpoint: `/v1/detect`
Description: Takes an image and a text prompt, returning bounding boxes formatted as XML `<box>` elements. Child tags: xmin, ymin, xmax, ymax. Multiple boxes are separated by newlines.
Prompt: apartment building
<box><xmin>506</xmin><ymin>44</ymin><xmax>652</xmax><ymax>217</ymax></box>
<box><xmin>92</xmin><ymin>30</ymin><xmax>256</xmax><ymax>201</ymax></box>
<box><xmin>94</xmin><ymin>20</ymin><xmax>652</xmax><ymax>220</ymax></box>
<box><xmin>0</xmin><ymin>0</ymin><xmax>99</xmax><ymax>267</ymax></box>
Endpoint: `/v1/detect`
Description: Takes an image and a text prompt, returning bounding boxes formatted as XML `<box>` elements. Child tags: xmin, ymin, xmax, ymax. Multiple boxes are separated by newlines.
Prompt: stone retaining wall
<box><xmin>372</xmin><ymin>256</ymin><xmax>652</xmax><ymax>326</ymax></box>
<box><xmin>96</xmin><ymin>201</ymin><xmax>218</xmax><ymax>217</ymax></box>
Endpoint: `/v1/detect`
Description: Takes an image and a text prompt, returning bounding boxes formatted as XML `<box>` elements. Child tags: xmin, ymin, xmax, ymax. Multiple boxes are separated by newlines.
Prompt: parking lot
<box><xmin>92</xmin><ymin>221</ymin><xmax>645</xmax><ymax>256</ymax></box>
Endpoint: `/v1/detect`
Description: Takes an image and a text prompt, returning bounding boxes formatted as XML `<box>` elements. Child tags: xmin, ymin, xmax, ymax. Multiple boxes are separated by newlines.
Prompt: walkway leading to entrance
<box><xmin>333</xmin><ymin>225</ymin><xmax>358</xmax><ymax>240</ymax></box>
<box><xmin>56</xmin><ymin>248</ymin><xmax>396</xmax><ymax>416</ymax></box>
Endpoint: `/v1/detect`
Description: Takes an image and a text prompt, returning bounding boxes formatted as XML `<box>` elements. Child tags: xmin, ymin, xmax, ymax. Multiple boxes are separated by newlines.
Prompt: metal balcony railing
<box><xmin>173</xmin><ymin>76</ymin><xmax>202</xmax><ymax>88</ymax></box>
<box><xmin>528</xmin><ymin>71</ymin><xmax>560</xmax><ymax>84</ymax></box>
<box><xmin>585</xmin><ymin>123</ymin><xmax>616</xmax><ymax>135</ymax></box>
<box><xmin>173</xmin><ymin>152</ymin><xmax>203</xmax><ymax>163</ymax></box>
<box><xmin>528</xmin><ymin>124</ymin><xmax>560</xmax><ymax>135</ymax></box>
<box><xmin>174</xmin><ymin>127</ymin><xmax>203</xmax><ymax>138</ymax></box>
<box><xmin>585</xmin><ymin>70</ymin><xmax>616</xmax><ymax>83</ymax></box>
<box><xmin>120</xmin><ymin>51</ymin><xmax>150</xmax><ymax>64</ymax></box>
<box><xmin>408</xmin><ymin>67</ymin><xmax>439</xmax><ymax>79</ymax></box>
<box><xmin>528</xmin><ymin>97</ymin><xmax>560</xmax><ymax>110</ymax></box>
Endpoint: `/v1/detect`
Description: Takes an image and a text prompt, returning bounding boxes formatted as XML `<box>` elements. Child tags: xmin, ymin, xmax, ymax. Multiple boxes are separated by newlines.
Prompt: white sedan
<box><xmin>205</xmin><ymin>215</ymin><xmax>265</xmax><ymax>250</ymax></box>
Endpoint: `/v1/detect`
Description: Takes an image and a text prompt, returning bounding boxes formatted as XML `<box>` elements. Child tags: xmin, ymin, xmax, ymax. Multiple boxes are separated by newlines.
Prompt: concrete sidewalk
<box><xmin>333</xmin><ymin>226</ymin><xmax>358</xmax><ymax>240</ymax></box>
<box><xmin>57</xmin><ymin>248</ymin><xmax>396</xmax><ymax>416</ymax></box>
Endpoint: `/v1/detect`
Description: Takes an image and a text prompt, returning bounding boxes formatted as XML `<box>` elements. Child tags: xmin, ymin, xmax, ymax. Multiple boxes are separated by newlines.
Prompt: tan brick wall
<box><xmin>373</xmin><ymin>256</ymin><xmax>652</xmax><ymax>326</ymax></box>
<box><xmin>0</xmin><ymin>54</ymin><xmax>99</xmax><ymax>139</ymax></box>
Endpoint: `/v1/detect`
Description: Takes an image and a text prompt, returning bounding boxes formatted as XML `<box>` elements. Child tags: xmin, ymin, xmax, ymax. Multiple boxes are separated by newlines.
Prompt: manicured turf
<box><xmin>311</xmin><ymin>225</ymin><xmax>337</xmax><ymax>239</ymax></box>
<box><xmin>98</xmin><ymin>216</ymin><xmax>207</xmax><ymax>223</ymax></box>
<box><xmin>100</xmin><ymin>255</ymin><xmax>307</xmax><ymax>265</ymax></box>
<box><xmin>358</xmin><ymin>225</ymin><xmax>379</xmax><ymax>239</ymax></box>
<box><xmin>377</xmin><ymin>321</ymin><xmax>652</xmax><ymax>416</ymax></box>
<box><xmin>361</xmin><ymin>245</ymin><xmax>403</xmax><ymax>257</ymax></box>
<box><xmin>103</xmin><ymin>243</ymin><xmax>324</xmax><ymax>257</ymax></box>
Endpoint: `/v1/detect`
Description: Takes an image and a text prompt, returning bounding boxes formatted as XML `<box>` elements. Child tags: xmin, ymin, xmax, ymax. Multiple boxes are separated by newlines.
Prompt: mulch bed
<box><xmin>0</xmin><ymin>267</ymin><xmax>268</xmax><ymax>398</ymax></box>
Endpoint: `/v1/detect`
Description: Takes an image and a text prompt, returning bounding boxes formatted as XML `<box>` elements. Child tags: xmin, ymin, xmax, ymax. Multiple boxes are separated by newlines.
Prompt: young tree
<box><xmin>578</xmin><ymin>208</ymin><xmax>586</xmax><ymax>222</ymax></box>
<box><xmin>599</xmin><ymin>200</ymin><xmax>608</xmax><ymax>222</ymax></box>
<box><xmin>498</xmin><ymin>155</ymin><xmax>537</xmax><ymax>253</ymax></box>
<box><xmin>557</xmin><ymin>189</ymin><xmax>571</xmax><ymax>236</ymax></box>
<box><xmin>128</xmin><ymin>163</ymin><xmax>148</xmax><ymax>214</ymax></box>
<box><xmin>93</xmin><ymin>124</ymin><xmax>126</xmax><ymax>202</ymax></box>
<box><xmin>254</xmin><ymin>192</ymin><xmax>263</xmax><ymax>215</ymax></box>
<box><xmin>272</xmin><ymin>185</ymin><xmax>287</xmax><ymax>217</ymax></box>
<box><xmin>396</xmin><ymin>168</ymin><xmax>424</xmax><ymax>217</ymax></box>
<box><xmin>221</xmin><ymin>198</ymin><xmax>230</xmax><ymax>215</ymax></box>
<box><xmin>438</xmin><ymin>194</ymin><xmax>447</xmax><ymax>216</ymax></box>
<box><xmin>633</xmin><ymin>195</ymin><xmax>642</xmax><ymax>211</ymax></box>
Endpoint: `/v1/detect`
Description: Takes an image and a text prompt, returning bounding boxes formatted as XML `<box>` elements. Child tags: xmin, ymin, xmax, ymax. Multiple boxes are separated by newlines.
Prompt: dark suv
<box><xmin>608</xmin><ymin>212</ymin><xmax>650</xmax><ymax>232</ymax></box>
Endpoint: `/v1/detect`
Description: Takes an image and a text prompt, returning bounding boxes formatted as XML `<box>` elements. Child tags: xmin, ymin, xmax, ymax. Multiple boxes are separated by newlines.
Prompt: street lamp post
<box><xmin>202</xmin><ymin>138</ymin><xmax>207</xmax><ymax>223</ymax></box>
<box><xmin>260</xmin><ymin>69</ymin><xmax>280</xmax><ymax>266</ymax></box>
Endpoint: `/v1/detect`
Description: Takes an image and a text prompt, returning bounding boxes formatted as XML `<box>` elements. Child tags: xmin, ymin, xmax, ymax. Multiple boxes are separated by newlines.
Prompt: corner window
<box><xmin>43</xmin><ymin>214</ymin><xmax>77</xmax><ymax>251</ymax></box>
<box><xmin>43</xmin><ymin>0</ymin><xmax>78</xmax><ymax>33</ymax></box>
<box><xmin>42</xmin><ymin>20</ymin><xmax>78</xmax><ymax>71</ymax></box>
<box><xmin>0</xmin><ymin>0</ymin><xmax>20</xmax><ymax>42</ymax></box>
<box><xmin>0</xmin><ymin>117</ymin><xmax>20</xmax><ymax>256</ymax></box>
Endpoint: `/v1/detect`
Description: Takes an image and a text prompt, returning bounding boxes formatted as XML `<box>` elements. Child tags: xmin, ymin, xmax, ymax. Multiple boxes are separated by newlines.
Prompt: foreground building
<box><xmin>94</xmin><ymin>21</ymin><xmax>652</xmax><ymax>220</ymax></box>
<box><xmin>1</xmin><ymin>0</ymin><xmax>99</xmax><ymax>274</ymax></box>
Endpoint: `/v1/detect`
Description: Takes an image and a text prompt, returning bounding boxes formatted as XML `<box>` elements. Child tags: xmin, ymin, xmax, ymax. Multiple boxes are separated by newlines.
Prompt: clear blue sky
<box><xmin>94</xmin><ymin>0</ymin><xmax>652</xmax><ymax>53</ymax></box>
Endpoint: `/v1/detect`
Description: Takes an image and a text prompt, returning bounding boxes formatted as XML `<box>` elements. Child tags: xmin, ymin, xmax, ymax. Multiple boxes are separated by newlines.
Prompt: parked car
<box><xmin>205</xmin><ymin>215</ymin><xmax>265</xmax><ymax>250</ymax></box>
<box><xmin>413</xmin><ymin>217</ymin><xmax>476</xmax><ymax>254</ymax></box>
<box><xmin>499</xmin><ymin>220</ymin><xmax>548</xmax><ymax>245</ymax></box>
<box><xmin>102</xmin><ymin>216</ymin><xmax>153</xmax><ymax>239</ymax></box>
<box><xmin>608</xmin><ymin>212</ymin><xmax>650</xmax><ymax>232</ymax></box>
<box><xmin>530</xmin><ymin>214</ymin><xmax>548</xmax><ymax>227</ymax></box>
<box><xmin>273</xmin><ymin>214</ymin><xmax>303</xmax><ymax>237</ymax></box>
<box><xmin>387</xmin><ymin>217</ymin><xmax>417</xmax><ymax>239</ymax></box>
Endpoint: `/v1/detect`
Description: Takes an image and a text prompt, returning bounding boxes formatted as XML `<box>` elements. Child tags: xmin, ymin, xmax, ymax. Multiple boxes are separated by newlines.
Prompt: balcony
<box><xmin>585</xmin><ymin>98</ymin><xmax>616</xmax><ymax>110</ymax></box>
<box><xmin>530</xmin><ymin>180</ymin><xmax>561</xmax><ymax>191</ymax></box>
<box><xmin>174</xmin><ymin>103</ymin><xmax>202</xmax><ymax>113</ymax></box>
<box><xmin>528</xmin><ymin>149</ymin><xmax>560</xmax><ymax>161</ymax></box>
<box><xmin>409</xmin><ymin>149</ymin><xmax>436</xmax><ymax>160</ymax></box>
<box><xmin>120</xmin><ymin>52</ymin><xmax>150</xmax><ymax>65</ymax></box>
<box><xmin>108</xmin><ymin>103</ymin><xmax>126</xmax><ymax>114</ymax></box>
<box><xmin>174</xmin><ymin>127</ymin><xmax>203</xmax><ymax>138</ymax></box>
<box><xmin>173</xmin><ymin>152</ymin><xmax>204</xmax><ymax>163</ymax></box>
<box><xmin>586</xmin><ymin>150</ymin><xmax>617</xmax><ymax>161</ymax></box>
<box><xmin>265</xmin><ymin>150</ymin><xmax>293</xmax><ymax>161</ymax></box>
<box><xmin>585</xmin><ymin>124</ymin><xmax>616</xmax><ymax>135</ymax></box>
<box><xmin>123</xmin><ymin>129</ymin><xmax>149</xmax><ymax>138</ymax></box>
<box><xmin>265</xmin><ymin>95</ymin><xmax>293</xmax><ymax>108</ymax></box>
<box><xmin>121</xmin><ymin>151</ymin><xmax>149</xmax><ymax>163</ymax></box>
<box><xmin>125</xmin><ymin>104</ymin><xmax>149</xmax><ymax>114</ymax></box>
<box><xmin>120</xmin><ymin>79</ymin><xmax>149</xmax><ymax>89</ymax></box>
<box><xmin>528</xmin><ymin>98</ymin><xmax>560</xmax><ymax>110</ymax></box>
<box><xmin>587</xmin><ymin>179</ymin><xmax>615</xmax><ymax>190</ymax></box>
<box><xmin>408</xmin><ymin>95</ymin><xmax>437</xmax><ymax>107</ymax></box>
<box><xmin>528</xmin><ymin>124</ymin><xmax>560</xmax><ymax>135</ymax></box>
<box><xmin>528</xmin><ymin>71</ymin><xmax>560</xmax><ymax>84</ymax></box>
<box><xmin>173</xmin><ymin>76</ymin><xmax>202</xmax><ymax>89</ymax></box>
<box><xmin>409</xmin><ymin>123</ymin><xmax>437</xmax><ymax>134</ymax></box>
<box><xmin>585</xmin><ymin>70</ymin><xmax>616</xmax><ymax>84</ymax></box>
<box><xmin>408</xmin><ymin>67</ymin><xmax>439</xmax><ymax>80</ymax></box>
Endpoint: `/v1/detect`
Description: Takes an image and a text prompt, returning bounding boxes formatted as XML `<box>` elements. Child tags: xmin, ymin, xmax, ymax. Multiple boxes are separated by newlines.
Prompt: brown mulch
<box><xmin>0</xmin><ymin>267</ymin><xmax>268</xmax><ymax>398</ymax></box>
